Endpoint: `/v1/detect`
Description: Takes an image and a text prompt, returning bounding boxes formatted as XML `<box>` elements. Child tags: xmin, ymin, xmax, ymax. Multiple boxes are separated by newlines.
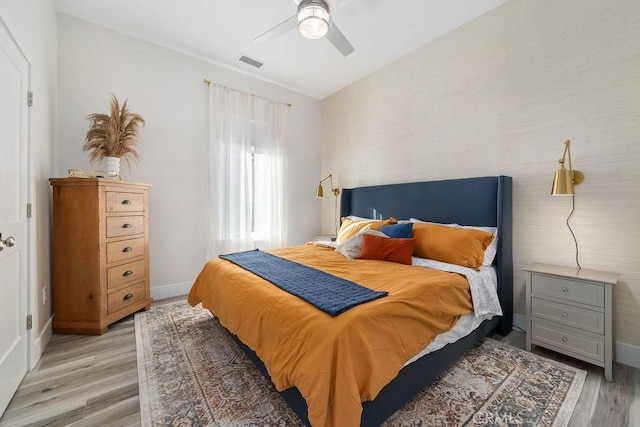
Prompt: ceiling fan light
<box><xmin>297</xmin><ymin>1</ymin><xmax>331</xmax><ymax>39</ymax></box>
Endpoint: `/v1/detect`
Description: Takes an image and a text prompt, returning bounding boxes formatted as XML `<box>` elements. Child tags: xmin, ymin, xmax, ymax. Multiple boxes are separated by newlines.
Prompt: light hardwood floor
<box><xmin>1</xmin><ymin>297</ymin><xmax>638</xmax><ymax>427</ymax></box>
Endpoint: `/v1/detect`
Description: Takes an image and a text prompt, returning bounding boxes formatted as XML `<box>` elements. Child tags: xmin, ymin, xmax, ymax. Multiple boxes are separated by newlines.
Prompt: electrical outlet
<box><xmin>42</xmin><ymin>287</ymin><xmax>46</xmax><ymax>305</ymax></box>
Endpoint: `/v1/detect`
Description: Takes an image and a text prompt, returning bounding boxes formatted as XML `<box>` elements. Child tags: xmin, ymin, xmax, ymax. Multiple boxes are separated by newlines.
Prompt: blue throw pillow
<box><xmin>380</xmin><ymin>222</ymin><xmax>413</xmax><ymax>238</ymax></box>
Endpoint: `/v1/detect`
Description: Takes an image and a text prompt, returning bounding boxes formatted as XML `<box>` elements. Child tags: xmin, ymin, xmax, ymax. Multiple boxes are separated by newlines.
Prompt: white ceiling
<box><xmin>55</xmin><ymin>0</ymin><xmax>507</xmax><ymax>99</ymax></box>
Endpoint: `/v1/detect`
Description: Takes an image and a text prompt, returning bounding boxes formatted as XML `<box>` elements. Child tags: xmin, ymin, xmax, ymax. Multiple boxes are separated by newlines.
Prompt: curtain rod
<box><xmin>203</xmin><ymin>78</ymin><xmax>292</xmax><ymax>107</ymax></box>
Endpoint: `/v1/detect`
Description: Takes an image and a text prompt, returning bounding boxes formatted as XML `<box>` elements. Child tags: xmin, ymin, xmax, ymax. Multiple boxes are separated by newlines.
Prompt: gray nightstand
<box><xmin>524</xmin><ymin>263</ymin><xmax>618</xmax><ymax>382</ymax></box>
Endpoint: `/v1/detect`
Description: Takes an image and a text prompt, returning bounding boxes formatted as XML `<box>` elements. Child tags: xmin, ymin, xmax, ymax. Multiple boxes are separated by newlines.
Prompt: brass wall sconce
<box><xmin>551</xmin><ymin>139</ymin><xmax>583</xmax><ymax>269</ymax></box>
<box><xmin>316</xmin><ymin>174</ymin><xmax>340</xmax><ymax>198</ymax></box>
<box><xmin>316</xmin><ymin>174</ymin><xmax>340</xmax><ymax>236</ymax></box>
<box><xmin>551</xmin><ymin>140</ymin><xmax>584</xmax><ymax>195</ymax></box>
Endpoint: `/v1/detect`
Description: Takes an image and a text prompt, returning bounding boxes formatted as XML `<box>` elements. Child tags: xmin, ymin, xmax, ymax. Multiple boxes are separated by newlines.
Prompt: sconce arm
<box><xmin>319</xmin><ymin>174</ymin><xmax>340</xmax><ymax>196</ymax></box>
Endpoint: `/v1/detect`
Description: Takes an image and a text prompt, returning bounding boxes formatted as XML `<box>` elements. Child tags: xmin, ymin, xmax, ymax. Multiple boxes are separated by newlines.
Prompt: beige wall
<box><xmin>321</xmin><ymin>0</ymin><xmax>640</xmax><ymax>352</ymax></box>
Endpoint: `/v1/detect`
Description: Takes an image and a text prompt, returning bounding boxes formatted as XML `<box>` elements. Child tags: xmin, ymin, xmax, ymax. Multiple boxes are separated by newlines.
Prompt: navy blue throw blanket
<box><xmin>219</xmin><ymin>249</ymin><xmax>387</xmax><ymax>316</ymax></box>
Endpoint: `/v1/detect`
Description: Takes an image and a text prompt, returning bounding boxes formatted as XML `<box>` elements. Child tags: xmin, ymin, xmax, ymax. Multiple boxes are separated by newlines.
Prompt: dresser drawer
<box><xmin>106</xmin><ymin>191</ymin><xmax>144</xmax><ymax>213</ymax></box>
<box><xmin>106</xmin><ymin>216</ymin><xmax>144</xmax><ymax>237</ymax></box>
<box><xmin>531</xmin><ymin>297</ymin><xmax>605</xmax><ymax>334</ymax></box>
<box><xmin>106</xmin><ymin>238</ymin><xmax>145</xmax><ymax>264</ymax></box>
<box><xmin>531</xmin><ymin>274</ymin><xmax>604</xmax><ymax>307</ymax></box>
<box><xmin>531</xmin><ymin>319</ymin><xmax>605</xmax><ymax>362</ymax></box>
<box><xmin>107</xmin><ymin>259</ymin><xmax>145</xmax><ymax>290</ymax></box>
<box><xmin>108</xmin><ymin>281</ymin><xmax>146</xmax><ymax>314</ymax></box>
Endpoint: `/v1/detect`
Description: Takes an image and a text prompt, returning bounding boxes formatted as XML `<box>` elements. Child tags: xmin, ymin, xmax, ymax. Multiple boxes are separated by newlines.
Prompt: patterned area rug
<box><xmin>135</xmin><ymin>301</ymin><xmax>586</xmax><ymax>426</ymax></box>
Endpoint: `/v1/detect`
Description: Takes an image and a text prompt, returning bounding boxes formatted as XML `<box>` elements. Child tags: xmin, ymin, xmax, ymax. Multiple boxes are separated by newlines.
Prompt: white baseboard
<box><xmin>151</xmin><ymin>281</ymin><xmax>192</xmax><ymax>301</ymax></box>
<box><xmin>30</xmin><ymin>315</ymin><xmax>53</xmax><ymax>370</ymax></box>
<box><xmin>615</xmin><ymin>341</ymin><xmax>640</xmax><ymax>370</ymax></box>
<box><xmin>511</xmin><ymin>313</ymin><xmax>640</xmax><ymax>370</ymax></box>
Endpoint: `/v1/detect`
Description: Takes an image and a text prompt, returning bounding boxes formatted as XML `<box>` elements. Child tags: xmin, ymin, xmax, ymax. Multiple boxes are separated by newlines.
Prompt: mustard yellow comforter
<box><xmin>188</xmin><ymin>244</ymin><xmax>473</xmax><ymax>426</ymax></box>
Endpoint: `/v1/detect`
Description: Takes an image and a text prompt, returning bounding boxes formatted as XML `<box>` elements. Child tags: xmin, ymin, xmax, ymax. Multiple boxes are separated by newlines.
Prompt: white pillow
<box><xmin>409</xmin><ymin>218</ymin><xmax>498</xmax><ymax>266</ymax></box>
<box><xmin>344</xmin><ymin>215</ymin><xmax>377</xmax><ymax>221</ymax></box>
<box><xmin>345</xmin><ymin>215</ymin><xmax>411</xmax><ymax>223</ymax></box>
<box><xmin>335</xmin><ymin>229</ymin><xmax>388</xmax><ymax>259</ymax></box>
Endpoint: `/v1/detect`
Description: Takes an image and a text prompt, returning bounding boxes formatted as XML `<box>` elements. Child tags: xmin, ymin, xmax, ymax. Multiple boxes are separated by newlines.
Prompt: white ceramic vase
<box><xmin>103</xmin><ymin>156</ymin><xmax>120</xmax><ymax>174</ymax></box>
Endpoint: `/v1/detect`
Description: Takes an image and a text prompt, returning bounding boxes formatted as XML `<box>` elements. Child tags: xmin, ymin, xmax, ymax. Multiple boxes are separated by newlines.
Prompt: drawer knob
<box><xmin>561</xmin><ymin>312</ymin><xmax>568</xmax><ymax>318</ymax></box>
<box><xmin>123</xmin><ymin>293</ymin><xmax>133</xmax><ymax>300</ymax></box>
<box><xmin>561</xmin><ymin>336</ymin><xmax>568</xmax><ymax>342</ymax></box>
<box><xmin>123</xmin><ymin>270</ymin><xmax>133</xmax><ymax>277</ymax></box>
<box><xmin>122</xmin><ymin>247</ymin><xmax>133</xmax><ymax>253</ymax></box>
<box><xmin>122</xmin><ymin>223</ymin><xmax>132</xmax><ymax>229</ymax></box>
<box><xmin>121</xmin><ymin>200</ymin><xmax>132</xmax><ymax>205</ymax></box>
<box><xmin>562</xmin><ymin>287</ymin><xmax>568</xmax><ymax>293</ymax></box>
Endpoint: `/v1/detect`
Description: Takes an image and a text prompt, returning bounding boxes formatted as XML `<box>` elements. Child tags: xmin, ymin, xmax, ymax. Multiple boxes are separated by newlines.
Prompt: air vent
<box><xmin>238</xmin><ymin>54</ymin><xmax>263</xmax><ymax>69</ymax></box>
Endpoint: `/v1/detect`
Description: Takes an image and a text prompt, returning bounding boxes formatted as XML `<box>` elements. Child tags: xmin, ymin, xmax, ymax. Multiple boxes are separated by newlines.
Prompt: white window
<box><xmin>208</xmin><ymin>86</ymin><xmax>287</xmax><ymax>256</ymax></box>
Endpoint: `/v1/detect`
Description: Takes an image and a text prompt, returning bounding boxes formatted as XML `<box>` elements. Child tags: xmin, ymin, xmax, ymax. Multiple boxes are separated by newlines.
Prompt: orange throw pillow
<box><xmin>336</xmin><ymin>217</ymin><xmax>397</xmax><ymax>244</ymax></box>
<box><xmin>357</xmin><ymin>234</ymin><xmax>415</xmax><ymax>265</ymax></box>
<box><xmin>411</xmin><ymin>223</ymin><xmax>493</xmax><ymax>269</ymax></box>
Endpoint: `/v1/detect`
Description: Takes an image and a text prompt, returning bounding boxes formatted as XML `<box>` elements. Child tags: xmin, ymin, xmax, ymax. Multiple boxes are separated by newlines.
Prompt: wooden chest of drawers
<box><xmin>50</xmin><ymin>178</ymin><xmax>152</xmax><ymax>334</ymax></box>
<box><xmin>524</xmin><ymin>263</ymin><xmax>618</xmax><ymax>381</ymax></box>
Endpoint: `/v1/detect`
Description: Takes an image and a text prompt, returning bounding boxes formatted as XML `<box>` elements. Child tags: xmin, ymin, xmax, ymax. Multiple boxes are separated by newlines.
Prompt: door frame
<box><xmin>0</xmin><ymin>14</ymin><xmax>32</xmax><ymax>370</ymax></box>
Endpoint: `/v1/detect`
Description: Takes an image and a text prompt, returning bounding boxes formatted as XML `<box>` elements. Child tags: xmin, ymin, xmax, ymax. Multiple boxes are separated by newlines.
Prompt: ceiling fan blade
<box><xmin>325</xmin><ymin>23</ymin><xmax>354</xmax><ymax>56</ymax></box>
<box><xmin>254</xmin><ymin>15</ymin><xmax>297</xmax><ymax>43</ymax></box>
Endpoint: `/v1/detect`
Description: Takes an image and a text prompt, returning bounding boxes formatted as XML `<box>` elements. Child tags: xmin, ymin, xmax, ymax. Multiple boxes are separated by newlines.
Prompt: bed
<box><xmin>188</xmin><ymin>175</ymin><xmax>513</xmax><ymax>426</ymax></box>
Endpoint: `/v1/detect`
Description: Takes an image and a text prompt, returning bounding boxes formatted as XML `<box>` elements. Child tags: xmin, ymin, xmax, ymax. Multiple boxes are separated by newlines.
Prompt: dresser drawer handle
<box><xmin>122</xmin><ymin>247</ymin><xmax>133</xmax><ymax>253</ymax></box>
<box><xmin>122</xmin><ymin>223</ymin><xmax>132</xmax><ymax>229</ymax></box>
<box><xmin>123</xmin><ymin>293</ymin><xmax>133</xmax><ymax>301</ymax></box>
<box><xmin>561</xmin><ymin>312</ymin><xmax>568</xmax><ymax>318</ymax></box>
<box><xmin>561</xmin><ymin>287</ymin><xmax>568</xmax><ymax>293</ymax></box>
<box><xmin>561</xmin><ymin>336</ymin><xmax>568</xmax><ymax>343</ymax></box>
<box><xmin>121</xmin><ymin>200</ymin><xmax>132</xmax><ymax>205</ymax></box>
<box><xmin>123</xmin><ymin>270</ymin><xmax>133</xmax><ymax>277</ymax></box>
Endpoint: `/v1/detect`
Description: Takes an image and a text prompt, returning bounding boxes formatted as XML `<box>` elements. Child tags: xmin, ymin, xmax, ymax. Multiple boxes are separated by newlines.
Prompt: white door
<box><xmin>0</xmin><ymin>17</ymin><xmax>29</xmax><ymax>415</ymax></box>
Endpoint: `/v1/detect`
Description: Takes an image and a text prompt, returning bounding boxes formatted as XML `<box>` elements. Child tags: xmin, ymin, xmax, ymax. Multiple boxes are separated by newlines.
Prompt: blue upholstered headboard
<box><xmin>339</xmin><ymin>176</ymin><xmax>513</xmax><ymax>335</ymax></box>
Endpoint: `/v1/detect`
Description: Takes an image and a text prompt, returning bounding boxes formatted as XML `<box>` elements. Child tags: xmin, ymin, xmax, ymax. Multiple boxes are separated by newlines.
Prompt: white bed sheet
<box><xmin>404</xmin><ymin>263</ymin><xmax>498</xmax><ymax>366</ymax></box>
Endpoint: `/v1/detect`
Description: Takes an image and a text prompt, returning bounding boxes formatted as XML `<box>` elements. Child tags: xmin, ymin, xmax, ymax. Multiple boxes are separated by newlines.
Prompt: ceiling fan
<box><xmin>255</xmin><ymin>0</ymin><xmax>355</xmax><ymax>57</ymax></box>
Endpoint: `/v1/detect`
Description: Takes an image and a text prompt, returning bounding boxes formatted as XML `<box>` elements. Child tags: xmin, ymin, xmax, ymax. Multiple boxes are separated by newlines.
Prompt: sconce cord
<box><xmin>567</xmin><ymin>194</ymin><xmax>581</xmax><ymax>270</ymax></box>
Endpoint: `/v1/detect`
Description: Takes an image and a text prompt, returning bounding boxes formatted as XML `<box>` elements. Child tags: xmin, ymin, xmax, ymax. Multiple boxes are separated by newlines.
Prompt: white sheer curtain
<box><xmin>208</xmin><ymin>85</ymin><xmax>287</xmax><ymax>257</ymax></box>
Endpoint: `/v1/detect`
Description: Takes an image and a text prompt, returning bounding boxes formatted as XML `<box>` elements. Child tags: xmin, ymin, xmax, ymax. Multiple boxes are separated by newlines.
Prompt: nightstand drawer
<box><xmin>106</xmin><ymin>215</ymin><xmax>145</xmax><ymax>237</ymax></box>
<box><xmin>531</xmin><ymin>297</ymin><xmax>604</xmax><ymax>334</ymax></box>
<box><xmin>106</xmin><ymin>191</ymin><xmax>144</xmax><ymax>212</ymax></box>
<box><xmin>531</xmin><ymin>319</ymin><xmax>605</xmax><ymax>362</ymax></box>
<box><xmin>108</xmin><ymin>281</ymin><xmax>146</xmax><ymax>314</ymax></box>
<box><xmin>106</xmin><ymin>238</ymin><xmax>145</xmax><ymax>264</ymax></box>
<box><xmin>107</xmin><ymin>259</ymin><xmax>145</xmax><ymax>290</ymax></box>
<box><xmin>525</xmin><ymin>263</ymin><xmax>618</xmax><ymax>382</ymax></box>
<box><xmin>531</xmin><ymin>274</ymin><xmax>604</xmax><ymax>307</ymax></box>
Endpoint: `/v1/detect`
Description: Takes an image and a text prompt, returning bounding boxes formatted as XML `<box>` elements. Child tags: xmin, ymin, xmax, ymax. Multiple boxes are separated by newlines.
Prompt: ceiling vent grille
<box><xmin>238</xmin><ymin>54</ymin><xmax>263</xmax><ymax>68</ymax></box>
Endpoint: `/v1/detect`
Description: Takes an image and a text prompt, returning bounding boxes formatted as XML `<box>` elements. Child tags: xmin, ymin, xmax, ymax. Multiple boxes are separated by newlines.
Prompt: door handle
<box><xmin>0</xmin><ymin>233</ymin><xmax>16</xmax><ymax>252</ymax></box>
